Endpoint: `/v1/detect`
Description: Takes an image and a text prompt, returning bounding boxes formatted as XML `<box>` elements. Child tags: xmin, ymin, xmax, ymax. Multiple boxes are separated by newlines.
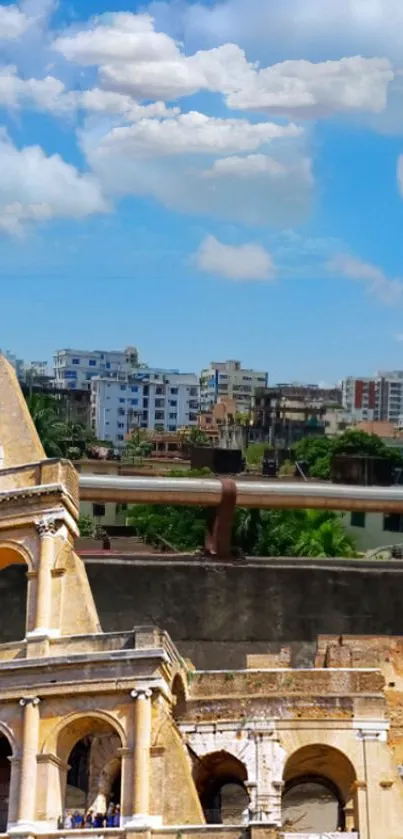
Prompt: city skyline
<box><xmin>1</xmin><ymin>0</ymin><xmax>403</xmax><ymax>379</ymax></box>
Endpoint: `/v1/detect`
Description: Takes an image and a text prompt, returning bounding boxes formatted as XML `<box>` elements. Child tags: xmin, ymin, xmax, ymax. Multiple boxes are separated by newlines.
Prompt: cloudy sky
<box><xmin>1</xmin><ymin>0</ymin><xmax>403</xmax><ymax>381</ymax></box>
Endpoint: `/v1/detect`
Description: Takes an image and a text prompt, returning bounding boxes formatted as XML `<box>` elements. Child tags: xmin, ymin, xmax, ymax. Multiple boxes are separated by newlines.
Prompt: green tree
<box><xmin>78</xmin><ymin>514</ymin><xmax>96</xmax><ymax>537</ymax></box>
<box><xmin>293</xmin><ymin>436</ymin><xmax>333</xmax><ymax>477</ymax></box>
<box><xmin>27</xmin><ymin>394</ymin><xmax>96</xmax><ymax>459</ymax></box>
<box><xmin>246</xmin><ymin>442</ymin><xmax>272</xmax><ymax>467</ymax></box>
<box><xmin>293</xmin><ymin>509</ymin><xmax>356</xmax><ymax>558</ymax></box>
<box><xmin>27</xmin><ymin>393</ymin><xmax>69</xmax><ymax>458</ymax></box>
<box><xmin>187</xmin><ymin>428</ymin><xmax>210</xmax><ymax>446</ymax></box>
<box><xmin>332</xmin><ymin>428</ymin><xmax>402</xmax><ymax>463</ymax></box>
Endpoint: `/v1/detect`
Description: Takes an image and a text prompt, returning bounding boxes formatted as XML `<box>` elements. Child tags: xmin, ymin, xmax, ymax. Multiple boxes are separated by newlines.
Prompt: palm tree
<box><xmin>294</xmin><ymin>509</ymin><xmax>356</xmax><ymax>558</ymax></box>
<box><xmin>26</xmin><ymin>393</ymin><xmax>69</xmax><ymax>458</ymax></box>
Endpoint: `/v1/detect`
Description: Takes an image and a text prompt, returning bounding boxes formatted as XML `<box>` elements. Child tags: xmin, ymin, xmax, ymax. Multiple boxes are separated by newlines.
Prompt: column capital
<box><xmin>131</xmin><ymin>687</ymin><xmax>152</xmax><ymax>700</ymax></box>
<box><xmin>35</xmin><ymin>517</ymin><xmax>59</xmax><ymax>538</ymax></box>
<box><xmin>19</xmin><ymin>697</ymin><xmax>40</xmax><ymax>707</ymax></box>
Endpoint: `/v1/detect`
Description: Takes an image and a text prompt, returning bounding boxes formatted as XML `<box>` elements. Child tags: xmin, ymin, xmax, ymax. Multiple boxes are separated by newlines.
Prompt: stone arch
<box><xmin>282</xmin><ymin>743</ymin><xmax>358</xmax><ymax>833</ymax></box>
<box><xmin>43</xmin><ymin>711</ymin><xmax>126</xmax><ymax>821</ymax></box>
<box><xmin>193</xmin><ymin>750</ymin><xmax>249</xmax><ymax>824</ymax></box>
<box><xmin>0</xmin><ymin>542</ymin><xmax>32</xmax><ymax>641</ymax></box>
<box><xmin>171</xmin><ymin>672</ymin><xmax>187</xmax><ymax>719</ymax></box>
<box><xmin>0</xmin><ymin>541</ymin><xmax>33</xmax><ymax>572</ymax></box>
<box><xmin>43</xmin><ymin>710</ymin><xmax>127</xmax><ymax>762</ymax></box>
<box><xmin>0</xmin><ymin>727</ymin><xmax>14</xmax><ymax>831</ymax></box>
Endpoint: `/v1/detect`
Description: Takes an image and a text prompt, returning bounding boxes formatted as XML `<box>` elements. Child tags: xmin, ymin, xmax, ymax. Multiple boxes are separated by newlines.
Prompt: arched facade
<box><xmin>39</xmin><ymin>711</ymin><xmax>127</xmax><ymax>825</ymax></box>
<box><xmin>0</xmin><ymin>542</ymin><xmax>31</xmax><ymax>639</ymax></box>
<box><xmin>193</xmin><ymin>751</ymin><xmax>249</xmax><ymax>824</ymax></box>
<box><xmin>282</xmin><ymin>743</ymin><xmax>358</xmax><ymax>833</ymax></box>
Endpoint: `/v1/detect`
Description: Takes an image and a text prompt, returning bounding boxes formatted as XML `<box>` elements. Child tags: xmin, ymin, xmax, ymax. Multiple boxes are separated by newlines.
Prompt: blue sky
<box><xmin>1</xmin><ymin>0</ymin><xmax>403</xmax><ymax>382</ymax></box>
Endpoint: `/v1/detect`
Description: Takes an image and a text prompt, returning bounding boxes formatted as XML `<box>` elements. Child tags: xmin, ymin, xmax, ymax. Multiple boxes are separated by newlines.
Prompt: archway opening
<box><xmin>0</xmin><ymin>735</ymin><xmax>12</xmax><ymax>832</ymax></box>
<box><xmin>61</xmin><ymin>717</ymin><xmax>123</xmax><ymax>823</ymax></box>
<box><xmin>0</xmin><ymin>546</ymin><xmax>28</xmax><ymax>643</ymax></box>
<box><xmin>194</xmin><ymin>751</ymin><xmax>249</xmax><ymax>824</ymax></box>
<box><xmin>282</xmin><ymin>744</ymin><xmax>357</xmax><ymax>833</ymax></box>
<box><xmin>171</xmin><ymin>674</ymin><xmax>186</xmax><ymax>720</ymax></box>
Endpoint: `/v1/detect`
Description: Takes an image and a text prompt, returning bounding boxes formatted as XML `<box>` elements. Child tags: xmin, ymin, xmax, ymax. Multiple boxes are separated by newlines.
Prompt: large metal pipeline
<box><xmin>79</xmin><ymin>474</ymin><xmax>403</xmax><ymax>512</ymax></box>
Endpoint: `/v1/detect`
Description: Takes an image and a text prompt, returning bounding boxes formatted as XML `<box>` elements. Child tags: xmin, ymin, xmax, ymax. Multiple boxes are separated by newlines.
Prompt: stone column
<box><xmin>31</xmin><ymin>518</ymin><xmax>60</xmax><ymax>637</ymax></box>
<box><xmin>126</xmin><ymin>688</ymin><xmax>154</xmax><ymax>827</ymax></box>
<box><xmin>14</xmin><ymin>698</ymin><xmax>40</xmax><ymax>831</ymax></box>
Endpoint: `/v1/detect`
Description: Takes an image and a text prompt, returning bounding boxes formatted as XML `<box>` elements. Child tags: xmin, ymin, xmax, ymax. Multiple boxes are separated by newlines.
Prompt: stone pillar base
<box><xmin>123</xmin><ymin>814</ymin><xmax>162</xmax><ymax>828</ymax></box>
<box><xmin>8</xmin><ymin>820</ymin><xmax>48</xmax><ymax>835</ymax></box>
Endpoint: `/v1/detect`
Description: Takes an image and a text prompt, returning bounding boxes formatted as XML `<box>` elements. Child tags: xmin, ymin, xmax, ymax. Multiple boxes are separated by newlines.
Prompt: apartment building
<box><xmin>200</xmin><ymin>360</ymin><xmax>268</xmax><ymax>412</ymax></box>
<box><xmin>91</xmin><ymin>368</ymin><xmax>199</xmax><ymax>446</ymax></box>
<box><xmin>342</xmin><ymin>371</ymin><xmax>403</xmax><ymax>423</ymax></box>
<box><xmin>53</xmin><ymin>346</ymin><xmax>139</xmax><ymax>390</ymax></box>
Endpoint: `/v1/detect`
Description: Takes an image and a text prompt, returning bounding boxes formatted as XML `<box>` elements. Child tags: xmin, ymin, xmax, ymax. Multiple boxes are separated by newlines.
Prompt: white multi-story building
<box><xmin>200</xmin><ymin>360</ymin><xmax>268</xmax><ymax>413</ymax></box>
<box><xmin>53</xmin><ymin>346</ymin><xmax>139</xmax><ymax>390</ymax></box>
<box><xmin>91</xmin><ymin>368</ymin><xmax>199</xmax><ymax>446</ymax></box>
<box><xmin>342</xmin><ymin>371</ymin><xmax>403</xmax><ymax>424</ymax></box>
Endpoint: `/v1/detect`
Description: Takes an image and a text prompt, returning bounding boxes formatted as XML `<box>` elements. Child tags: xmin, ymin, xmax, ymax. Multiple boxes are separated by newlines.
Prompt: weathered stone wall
<box><xmin>84</xmin><ymin>557</ymin><xmax>403</xmax><ymax>669</ymax></box>
<box><xmin>5</xmin><ymin>557</ymin><xmax>403</xmax><ymax>668</ymax></box>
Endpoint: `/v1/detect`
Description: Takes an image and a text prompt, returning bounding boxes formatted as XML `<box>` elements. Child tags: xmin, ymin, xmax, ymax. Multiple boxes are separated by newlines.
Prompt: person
<box><xmin>93</xmin><ymin>812</ymin><xmax>105</xmax><ymax>828</ymax></box>
<box><xmin>113</xmin><ymin>804</ymin><xmax>121</xmax><ymax>827</ymax></box>
<box><xmin>64</xmin><ymin>811</ymin><xmax>73</xmax><ymax>829</ymax></box>
<box><xmin>84</xmin><ymin>810</ymin><xmax>93</xmax><ymax>828</ymax></box>
<box><xmin>106</xmin><ymin>803</ymin><xmax>115</xmax><ymax>827</ymax></box>
<box><xmin>72</xmin><ymin>811</ymin><xmax>83</xmax><ymax>829</ymax></box>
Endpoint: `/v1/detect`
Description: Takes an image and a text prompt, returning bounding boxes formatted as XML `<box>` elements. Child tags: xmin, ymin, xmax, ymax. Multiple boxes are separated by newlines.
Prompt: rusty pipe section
<box><xmin>79</xmin><ymin>474</ymin><xmax>403</xmax><ymax>512</ymax></box>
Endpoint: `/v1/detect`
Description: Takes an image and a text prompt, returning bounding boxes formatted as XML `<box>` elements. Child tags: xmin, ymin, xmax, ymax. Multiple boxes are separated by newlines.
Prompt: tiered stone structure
<box><xmin>1</xmin><ymin>353</ymin><xmax>403</xmax><ymax>838</ymax></box>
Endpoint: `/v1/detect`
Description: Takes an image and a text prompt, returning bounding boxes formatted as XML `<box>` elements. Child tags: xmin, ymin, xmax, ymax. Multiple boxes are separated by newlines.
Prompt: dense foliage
<box><xmin>27</xmin><ymin>393</ymin><xmax>96</xmax><ymax>459</ymax></box>
<box><xmin>293</xmin><ymin>428</ymin><xmax>403</xmax><ymax>479</ymax></box>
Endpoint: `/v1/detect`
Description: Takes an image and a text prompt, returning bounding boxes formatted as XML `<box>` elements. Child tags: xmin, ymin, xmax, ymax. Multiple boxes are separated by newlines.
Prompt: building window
<box><xmin>169</xmin><ymin>400</ymin><xmax>177</xmax><ymax>407</ymax></box>
<box><xmin>131</xmin><ymin>386</ymin><xmax>138</xmax><ymax>393</ymax></box>
<box><xmin>72</xmin><ymin>358</ymin><xmax>80</xmax><ymax>365</ymax></box>
<box><xmin>117</xmin><ymin>434</ymin><xmax>124</xmax><ymax>441</ymax></box>
<box><xmin>384</xmin><ymin>513</ymin><xmax>403</xmax><ymax>533</ymax></box>
<box><xmin>170</xmin><ymin>388</ymin><xmax>178</xmax><ymax>395</ymax></box>
<box><xmin>350</xmin><ymin>511</ymin><xmax>366</xmax><ymax>528</ymax></box>
<box><xmin>131</xmin><ymin>399</ymin><xmax>138</xmax><ymax>406</ymax></box>
<box><xmin>92</xmin><ymin>503</ymin><xmax>105</xmax><ymax>518</ymax></box>
<box><xmin>118</xmin><ymin>423</ymin><xmax>125</xmax><ymax>429</ymax></box>
<box><xmin>89</xmin><ymin>360</ymin><xmax>96</xmax><ymax>367</ymax></box>
<box><xmin>119</xmin><ymin>398</ymin><xmax>125</xmax><ymax>404</ymax></box>
<box><xmin>169</xmin><ymin>413</ymin><xmax>177</xmax><ymax>420</ymax></box>
<box><xmin>120</xmin><ymin>385</ymin><xmax>126</xmax><ymax>391</ymax></box>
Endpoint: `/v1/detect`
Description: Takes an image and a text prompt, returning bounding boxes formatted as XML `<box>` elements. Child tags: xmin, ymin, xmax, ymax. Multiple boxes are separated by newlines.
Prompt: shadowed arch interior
<box><xmin>193</xmin><ymin>750</ymin><xmax>249</xmax><ymax>824</ymax></box>
<box><xmin>57</xmin><ymin>716</ymin><xmax>124</xmax><ymax>817</ymax></box>
<box><xmin>0</xmin><ymin>546</ymin><xmax>29</xmax><ymax>642</ymax></box>
<box><xmin>282</xmin><ymin>744</ymin><xmax>357</xmax><ymax>833</ymax></box>
<box><xmin>0</xmin><ymin>735</ymin><xmax>12</xmax><ymax>832</ymax></box>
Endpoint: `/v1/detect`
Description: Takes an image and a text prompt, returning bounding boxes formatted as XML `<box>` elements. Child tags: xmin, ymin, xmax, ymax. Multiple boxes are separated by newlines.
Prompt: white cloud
<box><xmin>196</xmin><ymin>234</ymin><xmax>275</xmax><ymax>280</ymax></box>
<box><xmin>0</xmin><ymin>131</ymin><xmax>107</xmax><ymax>235</ymax></box>
<box><xmin>54</xmin><ymin>13</ymin><xmax>179</xmax><ymax>65</ymax></box>
<box><xmin>88</xmin><ymin>111</ymin><xmax>301</xmax><ymax>159</ymax></box>
<box><xmin>148</xmin><ymin>0</ymin><xmax>403</xmax><ymax>64</ymax></box>
<box><xmin>0</xmin><ymin>65</ymin><xmax>74</xmax><ymax>112</ymax></box>
<box><xmin>327</xmin><ymin>253</ymin><xmax>403</xmax><ymax>304</ymax></box>
<box><xmin>226</xmin><ymin>56</ymin><xmax>394</xmax><ymax>118</ymax></box>
<box><xmin>0</xmin><ymin>4</ymin><xmax>30</xmax><ymax>39</ymax></box>
<box><xmin>203</xmin><ymin>152</ymin><xmax>312</xmax><ymax>181</ymax></box>
<box><xmin>82</xmin><ymin>111</ymin><xmax>312</xmax><ymax>227</ymax></box>
<box><xmin>78</xmin><ymin>88</ymin><xmax>178</xmax><ymax>121</ymax></box>
<box><xmin>54</xmin><ymin>15</ymin><xmax>254</xmax><ymax>101</ymax></box>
